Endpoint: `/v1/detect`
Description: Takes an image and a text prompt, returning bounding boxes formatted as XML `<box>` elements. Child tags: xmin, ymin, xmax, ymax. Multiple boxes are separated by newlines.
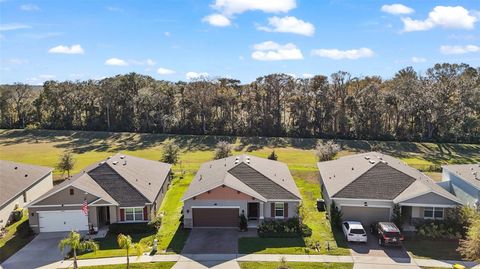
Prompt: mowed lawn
<box><xmin>1</xmin><ymin>129</ymin><xmax>479</xmax><ymax>259</ymax></box>
<box><xmin>238</xmin><ymin>262</ymin><xmax>353</xmax><ymax>269</ymax></box>
<box><xmin>79</xmin><ymin>262</ymin><xmax>175</xmax><ymax>269</ymax></box>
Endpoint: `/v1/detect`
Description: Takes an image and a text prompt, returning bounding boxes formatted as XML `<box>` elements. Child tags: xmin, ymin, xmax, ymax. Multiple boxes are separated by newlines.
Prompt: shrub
<box><xmin>417</xmin><ymin>220</ymin><xmax>461</xmax><ymax>239</ymax></box>
<box><xmin>315</xmin><ymin>141</ymin><xmax>340</xmax><ymax>161</ymax></box>
<box><xmin>258</xmin><ymin>218</ymin><xmax>312</xmax><ymax>237</ymax></box>
<box><xmin>391</xmin><ymin>204</ymin><xmax>404</xmax><ymax>230</ymax></box>
<box><xmin>458</xmin><ymin>217</ymin><xmax>480</xmax><ymax>262</ymax></box>
<box><xmin>214</xmin><ymin>141</ymin><xmax>232</xmax><ymax>159</ymax></box>
<box><xmin>239</xmin><ymin>213</ymin><xmax>248</xmax><ymax>231</ymax></box>
<box><xmin>329</xmin><ymin>201</ymin><xmax>342</xmax><ymax>230</ymax></box>
<box><xmin>148</xmin><ymin>212</ymin><xmax>163</xmax><ymax>230</ymax></box>
<box><xmin>268</xmin><ymin>150</ymin><xmax>278</xmax><ymax>160</ymax></box>
<box><xmin>278</xmin><ymin>256</ymin><xmax>290</xmax><ymax>269</ymax></box>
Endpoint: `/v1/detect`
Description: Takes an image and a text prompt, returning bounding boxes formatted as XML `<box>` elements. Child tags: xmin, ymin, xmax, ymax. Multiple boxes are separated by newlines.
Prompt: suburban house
<box><xmin>0</xmin><ymin>160</ymin><xmax>53</xmax><ymax>228</ymax></box>
<box><xmin>181</xmin><ymin>154</ymin><xmax>301</xmax><ymax>228</ymax></box>
<box><xmin>441</xmin><ymin>164</ymin><xmax>480</xmax><ymax>208</ymax></box>
<box><xmin>317</xmin><ymin>152</ymin><xmax>462</xmax><ymax>227</ymax></box>
<box><xmin>27</xmin><ymin>153</ymin><xmax>172</xmax><ymax>233</ymax></box>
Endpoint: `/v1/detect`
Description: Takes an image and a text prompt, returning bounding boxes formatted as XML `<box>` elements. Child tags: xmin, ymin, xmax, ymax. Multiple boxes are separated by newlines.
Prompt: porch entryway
<box><xmin>247</xmin><ymin>202</ymin><xmax>259</xmax><ymax>220</ymax></box>
<box><xmin>97</xmin><ymin>206</ymin><xmax>110</xmax><ymax>226</ymax></box>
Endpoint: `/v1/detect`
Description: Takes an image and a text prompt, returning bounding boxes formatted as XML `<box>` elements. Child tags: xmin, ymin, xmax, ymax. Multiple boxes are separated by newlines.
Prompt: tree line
<box><xmin>0</xmin><ymin>63</ymin><xmax>479</xmax><ymax>143</ymax></box>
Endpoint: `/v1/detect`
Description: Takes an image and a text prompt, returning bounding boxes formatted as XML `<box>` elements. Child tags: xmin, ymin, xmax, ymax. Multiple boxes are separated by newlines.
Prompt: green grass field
<box><xmin>79</xmin><ymin>262</ymin><xmax>175</xmax><ymax>269</ymax></box>
<box><xmin>1</xmin><ymin>129</ymin><xmax>479</xmax><ymax>259</ymax></box>
<box><xmin>0</xmin><ymin>210</ymin><xmax>33</xmax><ymax>263</ymax></box>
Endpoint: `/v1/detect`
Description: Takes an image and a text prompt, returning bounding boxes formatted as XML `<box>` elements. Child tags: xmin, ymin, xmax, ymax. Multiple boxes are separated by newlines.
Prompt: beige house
<box><xmin>0</xmin><ymin>160</ymin><xmax>53</xmax><ymax>228</ymax></box>
<box><xmin>182</xmin><ymin>155</ymin><xmax>301</xmax><ymax>228</ymax></box>
<box><xmin>318</xmin><ymin>152</ymin><xmax>462</xmax><ymax>228</ymax></box>
<box><xmin>27</xmin><ymin>154</ymin><xmax>171</xmax><ymax>233</ymax></box>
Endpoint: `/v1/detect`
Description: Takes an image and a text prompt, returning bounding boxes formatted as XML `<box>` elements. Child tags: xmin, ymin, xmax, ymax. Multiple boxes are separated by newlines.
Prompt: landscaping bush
<box><xmin>108</xmin><ymin>223</ymin><xmax>155</xmax><ymax>234</ymax></box>
<box><xmin>417</xmin><ymin>220</ymin><xmax>462</xmax><ymax>239</ymax></box>
<box><xmin>258</xmin><ymin>218</ymin><xmax>312</xmax><ymax>238</ymax></box>
<box><xmin>240</xmin><ymin>213</ymin><xmax>248</xmax><ymax>231</ymax></box>
<box><xmin>148</xmin><ymin>212</ymin><xmax>163</xmax><ymax>230</ymax></box>
<box><xmin>10</xmin><ymin>209</ymin><xmax>23</xmax><ymax>223</ymax></box>
<box><xmin>329</xmin><ymin>201</ymin><xmax>342</xmax><ymax>230</ymax></box>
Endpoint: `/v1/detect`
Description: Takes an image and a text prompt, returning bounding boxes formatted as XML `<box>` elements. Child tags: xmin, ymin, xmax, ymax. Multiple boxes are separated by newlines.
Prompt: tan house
<box><xmin>0</xmin><ymin>160</ymin><xmax>53</xmax><ymax>228</ymax></box>
<box><xmin>318</xmin><ymin>152</ymin><xmax>462</xmax><ymax>227</ymax></box>
<box><xmin>27</xmin><ymin>154</ymin><xmax>171</xmax><ymax>233</ymax></box>
<box><xmin>182</xmin><ymin>155</ymin><xmax>301</xmax><ymax>228</ymax></box>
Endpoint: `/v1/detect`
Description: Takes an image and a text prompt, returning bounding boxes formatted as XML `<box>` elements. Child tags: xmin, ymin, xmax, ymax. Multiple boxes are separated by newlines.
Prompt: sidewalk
<box><xmin>48</xmin><ymin>253</ymin><xmax>478</xmax><ymax>269</ymax></box>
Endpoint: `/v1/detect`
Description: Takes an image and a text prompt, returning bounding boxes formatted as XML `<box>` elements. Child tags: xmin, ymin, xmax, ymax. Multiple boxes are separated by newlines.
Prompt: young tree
<box><xmin>117</xmin><ymin>234</ymin><xmax>144</xmax><ymax>269</ymax></box>
<box><xmin>57</xmin><ymin>151</ymin><xmax>75</xmax><ymax>178</ymax></box>
<box><xmin>458</xmin><ymin>217</ymin><xmax>480</xmax><ymax>262</ymax></box>
<box><xmin>59</xmin><ymin>231</ymin><xmax>98</xmax><ymax>269</ymax></box>
<box><xmin>267</xmin><ymin>150</ymin><xmax>278</xmax><ymax>161</ymax></box>
<box><xmin>315</xmin><ymin>141</ymin><xmax>340</xmax><ymax>161</ymax></box>
<box><xmin>391</xmin><ymin>204</ymin><xmax>404</xmax><ymax>230</ymax></box>
<box><xmin>214</xmin><ymin>141</ymin><xmax>232</xmax><ymax>160</ymax></box>
<box><xmin>161</xmin><ymin>141</ymin><xmax>180</xmax><ymax>164</ymax></box>
<box><xmin>329</xmin><ymin>201</ymin><xmax>343</xmax><ymax>230</ymax></box>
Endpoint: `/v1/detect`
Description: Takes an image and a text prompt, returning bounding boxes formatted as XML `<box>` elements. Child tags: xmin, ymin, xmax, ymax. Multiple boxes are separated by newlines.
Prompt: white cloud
<box><xmin>212</xmin><ymin>0</ymin><xmax>296</xmax><ymax>16</ymax></box>
<box><xmin>202</xmin><ymin>13</ymin><xmax>231</xmax><ymax>27</ymax></box>
<box><xmin>27</xmin><ymin>74</ymin><xmax>55</xmax><ymax>85</ymax></box>
<box><xmin>105</xmin><ymin>58</ymin><xmax>128</xmax><ymax>66</ymax></box>
<box><xmin>164</xmin><ymin>31</ymin><xmax>171</xmax><ymax>37</ymax></box>
<box><xmin>0</xmin><ymin>23</ymin><xmax>31</xmax><ymax>31</ymax></box>
<box><xmin>411</xmin><ymin>56</ymin><xmax>427</xmax><ymax>63</ymax></box>
<box><xmin>186</xmin><ymin>72</ymin><xmax>209</xmax><ymax>80</ymax></box>
<box><xmin>440</xmin><ymin>44</ymin><xmax>480</xmax><ymax>54</ymax></box>
<box><xmin>251</xmin><ymin>41</ymin><xmax>303</xmax><ymax>61</ymax></box>
<box><xmin>302</xmin><ymin>73</ymin><xmax>314</xmax><ymax>78</ymax></box>
<box><xmin>146</xmin><ymin>59</ymin><xmax>156</xmax><ymax>66</ymax></box>
<box><xmin>402</xmin><ymin>6</ymin><xmax>477</xmax><ymax>32</ymax></box>
<box><xmin>157</xmin><ymin>67</ymin><xmax>176</xmax><ymax>75</ymax></box>
<box><xmin>48</xmin><ymin>44</ymin><xmax>85</xmax><ymax>54</ymax></box>
<box><xmin>257</xmin><ymin>16</ymin><xmax>315</xmax><ymax>36</ymax></box>
<box><xmin>311</xmin><ymin>47</ymin><xmax>374</xmax><ymax>60</ymax></box>
<box><xmin>381</xmin><ymin>4</ymin><xmax>414</xmax><ymax>15</ymax></box>
<box><xmin>20</xmin><ymin>4</ymin><xmax>40</xmax><ymax>11</ymax></box>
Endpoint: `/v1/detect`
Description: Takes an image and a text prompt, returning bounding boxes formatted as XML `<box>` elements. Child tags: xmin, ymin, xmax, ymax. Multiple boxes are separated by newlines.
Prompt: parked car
<box><xmin>370</xmin><ymin>222</ymin><xmax>404</xmax><ymax>246</ymax></box>
<box><xmin>342</xmin><ymin>221</ymin><xmax>367</xmax><ymax>243</ymax></box>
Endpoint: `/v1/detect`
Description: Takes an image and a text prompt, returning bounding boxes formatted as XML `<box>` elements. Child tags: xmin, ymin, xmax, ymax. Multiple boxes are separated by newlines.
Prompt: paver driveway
<box><xmin>182</xmin><ymin>229</ymin><xmax>239</xmax><ymax>254</ymax></box>
<box><xmin>1</xmin><ymin>232</ymin><xmax>67</xmax><ymax>269</ymax></box>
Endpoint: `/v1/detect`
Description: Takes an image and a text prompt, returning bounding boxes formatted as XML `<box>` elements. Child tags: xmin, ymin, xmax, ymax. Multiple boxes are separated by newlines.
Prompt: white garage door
<box><xmin>39</xmin><ymin>210</ymin><xmax>88</xmax><ymax>232</ymax></box>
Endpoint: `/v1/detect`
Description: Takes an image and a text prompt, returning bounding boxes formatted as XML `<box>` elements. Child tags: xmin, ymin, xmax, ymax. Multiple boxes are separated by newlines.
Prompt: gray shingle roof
<box><xmin>443</xmin><ymin>164</ymin><xmax>480</xmax><ymax>190</ymax></box>
<box><xmin>0</xmin><ymin>160</ymin><xmax>53</xmax><ymax>207</ymax></box>
<box><xmin>28</xmin><ymin>153</ymin><xmax>171</xmax><ymax>207</ymax></box>
<box><xmin>318</xmin><ymin>152</ymin><xmax>461</xmax><ymax>204</ymax></box>
<box><xmin>182</xmin><ymin>154</ymin><xmax>301</xmax><ymax>201</ymax></box>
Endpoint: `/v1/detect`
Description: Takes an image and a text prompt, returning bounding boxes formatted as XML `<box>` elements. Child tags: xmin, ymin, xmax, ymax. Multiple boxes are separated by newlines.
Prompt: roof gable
<box><xmin>333</xmin><ymin>162</ymin><xmax>416</xmax><ymax>200</ymax></box>
<box><xmin>228</xmin><ymin>162</ymin><xmax>298</xmax><ymax>200</ymax></box>
<box><xmin>88</xmin><ymin>163</ymin><xmax>149</xmax><ymax>207</ymax></box>
<box><xmin>398</xmin><ymin>191</ymin><xmax>460</xmax><ymax>206</ymax></box>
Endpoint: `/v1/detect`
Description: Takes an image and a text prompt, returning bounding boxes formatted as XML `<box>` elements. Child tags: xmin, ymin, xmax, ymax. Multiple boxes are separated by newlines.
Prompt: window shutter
<box><xmin>271</xmin><ymin>203</ymin><xmax>275</xmax><ymax>217</ymax></box>
<box><xmin>120</xmin><ymin>208</ymin><xmax>125</xmax><ymax>221</ymax></box>
<box><xmin>143</xmin><ymin>206</ymin><xmax>148</xmax><ymax>220</ymax></box>
<box><xmin>284</xmin><ymin>202</ymin><xmax>288</xmax><ymax>218</ymax></box>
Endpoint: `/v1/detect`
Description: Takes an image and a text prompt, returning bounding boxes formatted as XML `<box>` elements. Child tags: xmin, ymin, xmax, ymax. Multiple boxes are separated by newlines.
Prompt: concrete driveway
<box><xmin>182</xmin><ymin>229</ymin><xmax>239</xmax><ymax>254</ymax></box>
<box><xmin>348</xmin><ymin>233</ymin><xmax>411</xmax><ymax>261</ymax></box>
<box><xmin>1</xmin><ymin>232</ymin><xmax>68</xmax><ymax>269</ymax></box>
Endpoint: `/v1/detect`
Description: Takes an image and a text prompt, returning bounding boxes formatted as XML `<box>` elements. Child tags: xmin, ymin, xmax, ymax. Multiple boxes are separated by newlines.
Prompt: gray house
<box><xmin>0</xmin><ymin>161</ymin><xmax>53</xmax><ymax>228</ymax></box>
<box><xmin>27</xmin><ymin>154</ymin><xmax>171</xmax><ymax>233</ymax></box>
<box><xmin>318</xmin><ymin>152</ymin><xmax>462</xmax><ymax>227</ymax></box>
<box><xmin>182</xmin><ymin>155</ymin><xmax>301</xmax><ymax>228</ymax></box>
<box><xmin>442</xmin><ymin>164</ymin><xmax>480</xmax><ymax>208</ymax></box>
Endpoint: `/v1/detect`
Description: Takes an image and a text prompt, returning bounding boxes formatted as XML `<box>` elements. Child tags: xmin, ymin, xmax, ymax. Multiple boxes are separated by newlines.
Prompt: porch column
<box><xmin>259</xmin><ymin>202</ymin><xmax>264</xmax><ymax>220</ymax></box>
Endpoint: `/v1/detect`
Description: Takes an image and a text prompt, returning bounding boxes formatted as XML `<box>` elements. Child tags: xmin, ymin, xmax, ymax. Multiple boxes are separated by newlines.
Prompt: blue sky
<box><xmin>0</xmin><ymin>0</ymin><xmax>479</xmax><ymax>84</ymax></box>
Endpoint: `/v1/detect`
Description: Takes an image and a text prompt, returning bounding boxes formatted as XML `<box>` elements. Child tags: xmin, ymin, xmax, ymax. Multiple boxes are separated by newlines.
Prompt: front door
<box><xmin>247</xmin><ymin>203</ymin><xmax>259</xmax><ymax>220</ymax></box>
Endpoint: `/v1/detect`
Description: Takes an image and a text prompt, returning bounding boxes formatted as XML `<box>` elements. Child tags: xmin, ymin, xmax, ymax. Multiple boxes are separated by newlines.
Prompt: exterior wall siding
<box><xmin>33</xmin><ymin>186</ymin><xmax>98</xmax><ymax>206</ymax></box>
<box><xmin>0</xmin><ymin>172</ymin><xmax>53</xmax><ymax>228</ymax></box>
<box><xmin>152</xmin><ymin>171</ymin><xmax>172</xmax><ymax>216</ymax></box>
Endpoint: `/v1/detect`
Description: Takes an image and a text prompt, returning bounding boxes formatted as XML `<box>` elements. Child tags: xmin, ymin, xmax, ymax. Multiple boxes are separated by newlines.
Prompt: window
<box><xmin>124</xmin><ymin>208</ymin><xmax>143</xmax><ymax>221</ymax></box>
<box><xmin>275</xmin><ymin>202</ymin><xmax>284</xmax><ymax>218</ymax></box>
<box><xmin>69</xmin><ymin>188</ymin><xmax>74</xmax><ymax>195</ymax></box>
<box><xmin>424</xmin><ymin>207</ymin><xmax>444</xmax><ymax>220</ymax></box>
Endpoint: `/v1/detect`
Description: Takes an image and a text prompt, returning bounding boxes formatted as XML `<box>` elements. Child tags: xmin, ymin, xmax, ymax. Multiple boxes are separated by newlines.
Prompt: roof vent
<box><xmin>120</xmin><ymin>155</ymin><xmax>125</xmax><ymax>159</ymax></box>
<box><xmin>364</xmin><ymin>156</ymin><xmax>370</xmax><ymax>160</ymax></box>
<box><xmin>246</xmin><ymin>160</ymin><xmax>250</xmax><ymax>164</ymax></box>
<box><xmin>377</xmin><ymin>156</ymin><xmax>382</xmax><ymax>160</ymax></box>
<box><xmin>351</xmin><ymin>167</ymin><xmax>354</xmax><ymax>170</ymax></box>
<box><xmin>14</xmin><ymin>166</ymin><xmax>18</xmax><ymax>170</ymax></box>
<box><xmin>369</xmin><ymin>160</ymin><xmax>376</xmax><ymax>164</ymax></box>
<box><xmin>199</xmin><ymin>175</ymin><xmax>202</xmax><ymax>181</ymax></box>
<box><xmin>235</xmin><ymin>160</ymin><xmax>239</xmax><ymax>164</ymax></box>
<box><xmin>381</xmin><ymin>160</ymin><xmax>388</xmax><ymax>164</ymax></box>
<box><xmin>235</xmin><ymin>157</ymin><xmax>239</xmax><ymax>160</ymax></box>
<box><xmin>24</xmin><ymin>174</ymin><xmax>28</xmax><ymax>177</ymax></box>
<box><xmin>112</xmin><ymin>161</ymin><xmax>119</xmax><ymax>165</ymax></box>
<box><xmin>148</xmin><ymin>182</ymin><xmax>151</xmax><ymax>185</ymax></box>
<box><xmin>246</xmin><ymin>156</ymin><xmax>250</xmax><ymax>160</ymax></box>
<box><xmin>123</xmin><ymin>160</ymin><xmax>127</xmax><ymax>165</ymax></box>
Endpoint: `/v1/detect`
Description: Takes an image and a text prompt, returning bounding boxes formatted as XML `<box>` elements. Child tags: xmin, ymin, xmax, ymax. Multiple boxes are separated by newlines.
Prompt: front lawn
<box><xmin>404</xmin><ymin>238</ymin><xmax>462</xmax><ymax>261</ymax></box>
<box><xmin>238</xmin><ymin>262</ymin><xmax>353</xmax><ymax>269</ymax></box>
<box><xmin>0</xmin><ymin>210</ymin><xmax>35</xmax><ymax>263</ymax></box>
<box><xmin>80</xmin><ymin>262</ymin><xmax>175</xmax><ymax>269</ymax></box>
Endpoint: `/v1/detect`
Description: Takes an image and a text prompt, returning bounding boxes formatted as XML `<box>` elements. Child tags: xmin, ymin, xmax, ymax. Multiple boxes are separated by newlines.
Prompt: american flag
<box><xmin>81</xmin><ymin>199</ymin><xmax>88</xmax><ymax>216</ymax></box>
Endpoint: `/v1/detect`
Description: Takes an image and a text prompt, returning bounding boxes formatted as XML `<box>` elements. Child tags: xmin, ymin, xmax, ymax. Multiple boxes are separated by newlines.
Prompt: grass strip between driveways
<box><xmin>0</xmin><ymin>210</ymin><xmax>34</xmax><ymax>263</ymax></box>
<box><xmin>79</xmin><ymin>262</ymin><xmax>175</xmax><ymax>269</ymax></box>
<box><xmin>238</xmin><ymin>262</ymin><xmax>354</xmax><ymax>269</ymax></box>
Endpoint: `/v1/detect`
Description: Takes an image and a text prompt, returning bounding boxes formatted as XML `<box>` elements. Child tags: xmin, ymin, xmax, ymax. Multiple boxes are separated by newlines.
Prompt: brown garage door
<box><xmin>193</xmin><ymin>208</ymin><xmax>239</xmax><ymax>227</ymax></box>
<box><xmin>341</xmin><ymin>206</ymin><xmax>391</xmax><ymax>226</ymax></box>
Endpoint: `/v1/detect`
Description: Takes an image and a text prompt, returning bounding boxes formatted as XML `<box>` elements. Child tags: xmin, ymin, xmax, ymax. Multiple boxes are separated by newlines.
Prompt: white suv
<box><xmin>342</xmin><ymin>221</ymin><xmax>367</xmax><ymax>243</ymax></box>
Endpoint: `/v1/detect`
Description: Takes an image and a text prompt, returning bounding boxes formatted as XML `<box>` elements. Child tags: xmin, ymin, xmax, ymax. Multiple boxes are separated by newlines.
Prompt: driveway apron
<box><xmin>182</xmin><ymin>228</ymin><xmax>239</xmax><ymax>254</ymax></box>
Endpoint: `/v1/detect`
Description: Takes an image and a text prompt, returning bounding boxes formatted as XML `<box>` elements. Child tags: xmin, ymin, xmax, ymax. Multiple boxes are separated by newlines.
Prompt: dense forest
<box><xmin>1</xmin><ymin>63</ymin><xmax>479</xmax><ymax>143</ymax></box>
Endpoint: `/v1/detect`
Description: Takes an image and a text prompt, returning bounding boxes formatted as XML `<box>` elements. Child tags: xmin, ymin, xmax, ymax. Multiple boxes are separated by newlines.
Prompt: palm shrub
<box><xmin>117</xmin><ymin>233</ymin><xmax>144</xmax><ymax>269</ymax></box>
<box><xmin>58</xmin><ymin>231</ymin><xmax>99</xmax><ymax>269</ymax></box>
